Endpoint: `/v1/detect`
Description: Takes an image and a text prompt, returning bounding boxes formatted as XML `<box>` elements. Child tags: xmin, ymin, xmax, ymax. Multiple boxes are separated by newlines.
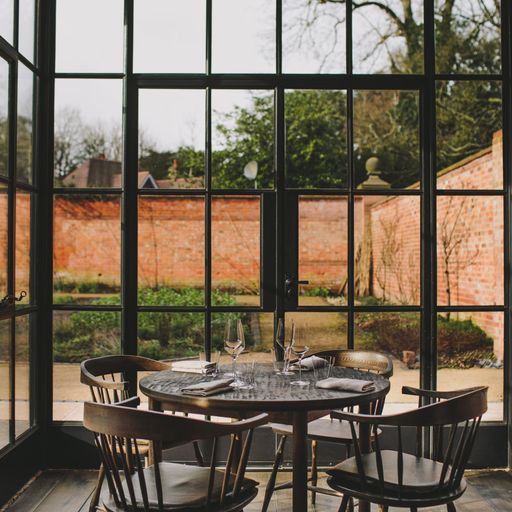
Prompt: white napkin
<box><xmin>181</xmin><ymin>378</ymin><xmax>234</xmax><ymax>396</ymax></box>
<box><xmin>291</xmin><ymin>356</ymin><xmax>327</xmax><ymax>371</ymax></box>
<box><xmin>172</xmin><ymin>360</ymin><xmax>216</xmax><ymax>374</ymax></box>
<box><xmin>315</xmin><ymin>377</ymin><xmax>375</xmax><ymax>393</ymax></box>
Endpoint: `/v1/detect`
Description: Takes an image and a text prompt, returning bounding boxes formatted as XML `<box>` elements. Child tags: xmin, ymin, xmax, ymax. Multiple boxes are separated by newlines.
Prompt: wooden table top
<box><xmin>139</xmin><ymin>363</ymin><xmax>390</xmax><ymax>414</ymax></box>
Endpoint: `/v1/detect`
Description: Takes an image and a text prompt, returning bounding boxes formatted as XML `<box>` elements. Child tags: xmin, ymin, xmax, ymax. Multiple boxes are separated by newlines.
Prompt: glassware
<box><xmin>274</xmin><ymin>318</ymin><xmax>294</xmax><ymax>375</ymax></box>
<box><xmin>239</xmin><ymin>361</ymin><xmax>256</xmax><ymax>390</ymax></box>
<box><xmin>223</xmin><ymin>319</ymin><xmax>245</xmax><ymax>388</ymax></box>
<box><xmin>290</xmin><ymin>327</ymin><xmax>310</xmax><ymax>386</ymax></box>
<box><xmin>313</xmin><ymin>356</ymin><xmax>334</xmax><ymax>381</ymax></box>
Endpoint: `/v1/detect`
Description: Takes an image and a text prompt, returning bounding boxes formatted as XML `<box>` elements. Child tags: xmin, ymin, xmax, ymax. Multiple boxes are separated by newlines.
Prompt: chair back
<box><xmin>80</xmin><ymin>355</ymin><xmax>169</xmax><ymax>404</ymax></box>
<box><xmin>331</xmin><ymin>386</ymin><xmax>487</xmax><ymax>496</ymax></box>
<box><xmin>84</xmin><ymin>401</ymin><xmax>268</xmax><ymax>511</ymax></box>
<box><xmin>310</xmin><ymin>349</ymin><xmax>393</xmax><ymax>378</ymax></box>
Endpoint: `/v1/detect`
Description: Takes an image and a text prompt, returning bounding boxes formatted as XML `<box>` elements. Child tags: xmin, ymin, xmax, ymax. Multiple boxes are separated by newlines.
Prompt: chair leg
<box><xmin>261</xmin><ymin>435</ymin><xmax>287</xmax><ymax>512</ymax></box>
<box><xmin>192</xmin><ymin>440</ymin><xmax>205</xmax><ymax>466</ymax></box>
<box><xmin>447</xmin><ymin>503</ymin><xmax>457</xmax><ymax>512</ymax></box>
<box><xmin>89</xmin><ymin>463</ymin><xmax>106</xmax><ymax>512</ymax></box>
<box><xmin>338</xmin><ymin>495</ymin><xmax>350</xmax><ymax>512</ymax></box>
<box><xmin>310</xmin><ymin>440</ymin><xmax>318</xmax><ymax>505</ymax></box>
<box><xmin>348</xmin><ymin>497</ymin><xmax>355</xmax><ymax>512</ymax></box>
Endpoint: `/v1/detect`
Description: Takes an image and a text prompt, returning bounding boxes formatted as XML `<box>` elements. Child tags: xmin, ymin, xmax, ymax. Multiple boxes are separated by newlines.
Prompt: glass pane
<box><xmin>0</xmin><ymin>320</ymin><xmax>10</xmax><ymax>449</ymax></box>
<box><xmin>298</xmin><ymin>196</ymin><xmax>347</xmax><ymax>306</ymax></box>
<box><xmin>283</xmin><ymin>0</ymin><xmax>345</xmax><ymax>73</ymax></box>
<box><xmin>355</xmin><ymin>312</ymin><xmax>420</xmax><ymax>413</ymax></box>
<box><xmin>354</xmin><ymin>90</ymin><xmax>420</xmax><ymax>189</ymax></box>
<box><xmin>14</xmin><ymin>314</ymin><xmax>31</xmax><ymax>437</ymax></box>
<box><xmin>54</xmin><ymin>79</ymin><xmax>123</xmax><ymax>187</ymax></box>
<box><xmin>0</xmin><ymin>58</ymin><xmax>8</xmax><ymax>178</ymax></box>
<box><xmin>285</xmin><ymin>312</ymin><xmax>348</xmax><ymax>352</ymax></box>
<box><xmin>15</xmin><ymin>191</ymin><xmax>31</xmax><ymax>307</ymax></box>
<box><xmin>212</xmin><ymin>196</ymin><xmax>260</xmax><ymax>306</ymax></box>
<box><xmin>0</xmin><ymin>0</ymin><xmax>14</xmax><ymax>44</ymax></box>
<box><xmin>134</xmin><ymin>0</ymin><xmax>205</xmax><ymax>73</ymax></box>
<box><xmin>355</xmin><ymin>195</ymin><xmax>421</xmax><ymax>306</ymax></box>
<box><xmin>138</xmin><ymin>313</ymin><xmax>204</xmax><ymax>361</ymax></box>
<box><xmin>211</xmin><ymin>312</ymin><xmax>274</xmax><ymax>363</ymax></box>
<box><xmin>211</xmin><ymin>90</ymin><xmax>274</xmax><ymax>189</ymax></box>
<box><xmin>353</xmin><ymin>0</ymin><xmax>423</xmax><ymax>74</ymax></box>
<box><xmin>138</xmin><ymin>90</ymin><xmax>205</xmax><ymax>189</ymax></box>
<box><xmin>285</xmin><ymin>90</ymin><xmax>347</xmax><ymax>188</ymax></box>
<box><xmin>437</xmin><ymin>312</ymin><xmax>503</xmax><ymax>421</ymax></box>
<box><xmin>53</xmin><ymin>310</ymin><xmax>121</xmax><ymax>421</ymax></box>
<box><xmin>53</xmin><ymin>195</ymin><xmax>121</xmax><ymax>305</ymax></box>
<box><xmin>17</xmin><ymin>64</ymin><xmax>33</xmax><ymax>184</ymax></box>
<box><xmin>436</xmin><ymin>81</ymin><xmax>502</xmax><ymax>189</ymax></box>
<box><xmin>55</xmin><ymin>0</ymin><xmax>123</xmax><ymax>72</ymax></box>
<box><xmin>18</xmin><ymin>0</ymin><xmax>36</xmax><ymax>62</ymax></box>
<box><xmin>0</xmin><ymin>184</ymin><xmax>7</xmax><ymax>300</ymax></box>
<box><xmin>435</xmin><ymin>0</ymin><xmax>501</xmax><ymax>74</ymax></box>
<box><xmin>437</xmin><ymin>196</ymin><xmax>503</xmax><ymax>306</ymax></box>
<box><xmin>212</xmin><ymin>0</ymin><xmax>275</xmax><ymax>73</ymax></box>
<box><xmin>138</xmin><ymin>196</ymin><xmax>205</xmax><ymax>306</ymax></box>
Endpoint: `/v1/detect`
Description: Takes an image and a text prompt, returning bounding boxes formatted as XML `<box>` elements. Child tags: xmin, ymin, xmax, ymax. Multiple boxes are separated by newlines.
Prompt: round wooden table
<box><xmin>140</xmin><ymin>364</ymin><xmax>390</xmax><ymax>512</ymax></box>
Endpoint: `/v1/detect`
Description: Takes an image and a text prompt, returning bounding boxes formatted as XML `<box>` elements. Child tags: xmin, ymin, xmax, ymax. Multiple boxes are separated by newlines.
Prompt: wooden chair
<box><xmin>326</xmin><ymin>386</ymin><xmax>488</xmax><ymax>511</ymax></box>
<box><xmin>261</xmin><ymin>349</ymin><xmax>393</xmax><ymax>512</ymax></box>
<box><xmin>83</xmin><ymin>400</ymin><xmax>268</xmax><ymax>512</ymax></box>
<box><xmin>80</xmin><ymin>355</ymin><xmax>205</xmax><ymax>511</ymax></box>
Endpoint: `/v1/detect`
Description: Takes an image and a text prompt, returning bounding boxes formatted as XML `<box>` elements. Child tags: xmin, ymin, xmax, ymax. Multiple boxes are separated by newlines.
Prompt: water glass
<box><xmin>239</xmin><ymin>361</ymin><xmax>256</xmax><ymax>390</ymax></box>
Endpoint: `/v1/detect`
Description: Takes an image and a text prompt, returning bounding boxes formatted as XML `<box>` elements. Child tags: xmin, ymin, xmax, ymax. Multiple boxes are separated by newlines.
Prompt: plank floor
<box><xmin>2</xmin><ymin>469</ymin><xmax>512</xmax><ymax>512</ymax></box>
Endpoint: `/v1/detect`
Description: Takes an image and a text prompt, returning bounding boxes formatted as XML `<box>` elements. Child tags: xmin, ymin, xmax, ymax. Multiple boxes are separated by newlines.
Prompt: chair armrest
<box><xmin>115</xmin><ymin>396</ymin><xmax>140</xmax><ymax>408</ymax></box>
<box><xmin>330</xmin><ymin>409</ymin><xmax>383</xmax><ymax>424</ymax></box>
<box><xmin>402</xmin><ymin>386</ymin><xmax>483</xmax><ymax>400</ymax></box>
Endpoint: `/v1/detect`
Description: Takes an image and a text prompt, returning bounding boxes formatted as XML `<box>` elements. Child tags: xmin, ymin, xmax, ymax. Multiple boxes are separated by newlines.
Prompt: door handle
<box><xmin>284</xmin><ymin>276</ymin><xmax>309</xmax><ymax>298</ymax></box>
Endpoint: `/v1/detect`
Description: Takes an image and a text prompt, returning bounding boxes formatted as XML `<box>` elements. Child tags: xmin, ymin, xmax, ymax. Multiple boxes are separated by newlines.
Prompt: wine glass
<box><xmin>223</xmin><ymin>319</ymin><xmax>245</xmax><ymax>388</ymax></box>
<box><xmin>290</xmin><ymin>327</ymin><xmax>310</xmax><ymax>386</ymax></box>
<box><xmin>274</xmin><ymin>319</ymin><xmax>295</xmax><ymax>376</ymax></box>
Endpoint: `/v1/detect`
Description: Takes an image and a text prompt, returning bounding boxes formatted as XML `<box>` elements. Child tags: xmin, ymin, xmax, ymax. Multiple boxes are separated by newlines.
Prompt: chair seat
<box><xmin>271</xmin><ymin>418</ymin><xmax>380</xmax><ymax>443</ymax></box>
<box><xmin>113</xmin><ymin>462</ymin><xmax>258</xmax><ymax>511</ymax></box>
<box><xmin>327</xmin><ymin>450</ymin><xmax>451</xmax><ymax>495</ymax></box>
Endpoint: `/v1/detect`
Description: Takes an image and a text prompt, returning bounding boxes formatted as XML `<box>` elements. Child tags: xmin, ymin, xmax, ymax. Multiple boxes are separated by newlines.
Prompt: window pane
<box><xmin>18</xmin><ymin>0</ymin><xmax>36</xmax><ymax>62</ymax></box>
<box><xmin>138</xmin><ymin>196</ymin><xmax>205</xmax><ymax>306</ymax></box>
<box><xmin>138</xmin><ymin>90</ymin><xmax>205</xmax><ymax>189</ymax></box>
<box><xmin>436</xmin><ymin>81</ymin><xmax>502</xmax><ymax>189</ymax></box>
<box><xmin>54</xmin><ymin>79</ymin><xmax>123</xmax><ymax>187</ymax></box>
<box><xmin>212</xmin><ymin>196</ymin><xmax>260</xmax><ymax>306</ymax></box>
<box><xmin>15</xmin><ymin>314</ymin><xmax>31</xmax><ymax>438</ymax></box>
<box><xmin>435</xmin><ymin>0</ymin><xmax>501</xmax><ymax>74</ymax></box>
<box><xmin>0</xmin><ymin>320</ymin><xmax>9</xmax><ymax>449</ymax></box>
<box><xmin>353</xmin><ymin>0</ymin><xmax>423</xmax><ymax>74</ymax></box>
<box><xmin>211</xmin><ymin>312</ymin><xmax>274</xmax><ymax>362</ymax></box>
<box><xmin>355</xmin><ymin>195</ymin><xmax>421</xmax><ymax>306</ymax></box>
<box><xmin>298</xmin><ymin>196</ymin><xmax>347</xmax><ymax>306</ymax></box>
<box><xmin>285</xmin><ymin>90</ymin><xmax>347</xmax><ymax>188</ymax></box>
<box><xmin>355</xmin><ymin>312</ymin><xmax>420</xmax><ymax>413</ymax></box>
<box><xmin>55</xmin><ymin>0</ymin><xmax>123</xmax><ymax>72</ymax></box>
<box><xmin>53</xmin><ymin>311</ymin><xmax>120</xmax><ymax>421</ymax></box>
<box><xmin>53</xmin><ymin>195</ymin><xmax>121</xmax><ymax>305</ymax></box>
<box><xmin>211</xmin><ymin>90</ymin><xmax>274</xmax><ymax>189</ymax></box>
<box><xmin>138</xmin><ymin>313</ymin><xmax>204</xmax><ymax>362</ymax></box>
<box><xmin>0</xmin><ymin>58</ymin><xmax>8</xmax><ymax>178</ymax></box>
<box><xmin>354</xmin><ymin>90</ymin><xmax>420</xmax><ymax>189</ymax></box>
<box><xmin>212</xmin><ymin>0</ymin><xmax>275</xmax><ymax>73</ymax></box>
<box><xmin>437</xmin><ymin>196</ymin><xmax>503</xmax><ymax>306</ymax></box>
<box><xmin>283</xmin><ymin>0</ymin><xmax>345</xmax><ymax>73</ymax></box>
<box><xmin>15</xmin><ymin>191</ymin><xmax>31</xmax><ymax>307</ymax></box>
<box><xmin>0</xmin><ymin>184</ymin><xmax>7</xmax><ymax>300</ymax></box>
<box><xmin>17</xmin><ymin>65</ymin><xmax>33</xmax><ymax>184</ymax></box>
<box><xmin>0</xmin><ymin>0</ymin><xmax>14</xmax><ymax>45</ymax></box>
<box><xmin>437</xmin><ymin>312</ymin><xmax>503</xmax><ymax>421</ymax></box>
<box><xmin>134</xmin><ymin>0</ymin><xmax>205</xmax><ymax>73</ymax></box>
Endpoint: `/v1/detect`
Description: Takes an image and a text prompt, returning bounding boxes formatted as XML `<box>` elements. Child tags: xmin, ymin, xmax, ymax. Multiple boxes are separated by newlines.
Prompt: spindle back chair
<box><xmin>327</xmin><ymin>386</ymin><xmax>488</xmax><ymax>511</ymax></box>
<box><xmin>84</xmin><ymin>401</ymin><xmax>268</xmax><ymax>512</ymax></box>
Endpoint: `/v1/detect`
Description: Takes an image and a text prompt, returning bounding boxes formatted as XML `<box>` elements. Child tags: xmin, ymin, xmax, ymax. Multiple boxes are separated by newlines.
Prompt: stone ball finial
<box><xmin>365</xmin><ymin>156</ymin><xmax>380</xmax><ymax>175</ymax></box>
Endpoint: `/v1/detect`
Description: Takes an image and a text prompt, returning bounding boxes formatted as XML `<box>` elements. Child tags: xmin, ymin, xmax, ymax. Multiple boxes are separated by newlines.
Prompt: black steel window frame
<box><xmin>0</xmin><ymin>0</ymin><xmax>40</xmax><ymax>461</ymax></box>
<box><xmin>46</xmin><ymin>0</ymin><xmax>512</xmax><ymax>463</ymax></box>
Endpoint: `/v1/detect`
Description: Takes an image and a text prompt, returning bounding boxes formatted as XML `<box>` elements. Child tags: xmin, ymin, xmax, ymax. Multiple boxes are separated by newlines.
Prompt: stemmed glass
<box><xmin>290</xmin><ymin>326</ymin><xmax>310</xmax><ymax>386</ymax></box>
<box><xmin>274</xmin><ymin>318</ymin><xmax>294</xmax><ymax>376</ymax></box>
<box><xmin>223</xmin><ymin>319</ymin><xmax>245</xmax><ymax>388</ymax></box>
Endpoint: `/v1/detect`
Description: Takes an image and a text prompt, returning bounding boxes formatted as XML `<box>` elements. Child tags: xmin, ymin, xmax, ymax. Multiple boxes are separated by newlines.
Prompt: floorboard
<box><xmin>3</xmin><ymin>469</ymin><xmax>512</xmax><ymax>511</ymax></box>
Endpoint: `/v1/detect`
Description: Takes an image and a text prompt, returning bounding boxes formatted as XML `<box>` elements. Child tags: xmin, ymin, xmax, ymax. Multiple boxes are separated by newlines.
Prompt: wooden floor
<box><xmin>2</xmin><ymin>469</ymin><xmax>512</xmax><ymax>512</ymax></box>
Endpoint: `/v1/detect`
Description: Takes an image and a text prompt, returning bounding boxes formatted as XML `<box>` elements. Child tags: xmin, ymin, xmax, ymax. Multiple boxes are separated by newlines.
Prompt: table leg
<box><xmin>358</xmin><ymin>402</ymin><xmax>371</xmax><ymax>512</ymax></box>
<box><xmin>148</xmin><ymin>398</ymin><xmax>162</xmax><ymax>466</ymax></box>
<box><xmin>292</xmin><ymin>410</ymin><xmax>308</xmax><ymax>512</ymax></box>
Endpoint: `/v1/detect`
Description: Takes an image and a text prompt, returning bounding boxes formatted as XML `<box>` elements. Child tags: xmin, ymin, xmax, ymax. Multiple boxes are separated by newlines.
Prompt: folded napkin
<box><xmin>172</xmin><ymin>360</ymin><xmax>217</xmax><ymax>374</ymax></box>
<box><xmin>315</xmin><ymin>377</ymin><xmax>375</xmax><ymax>393</ymax></box>
<box><xmin>181</xmin><ymin>378</ymin><xmax>234</xmax><ymax>397</ymax></box>
<box><xmin>291</xmin><ymin>355</ymin><xmax>327</xmax><ymax>371</ymax></box>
